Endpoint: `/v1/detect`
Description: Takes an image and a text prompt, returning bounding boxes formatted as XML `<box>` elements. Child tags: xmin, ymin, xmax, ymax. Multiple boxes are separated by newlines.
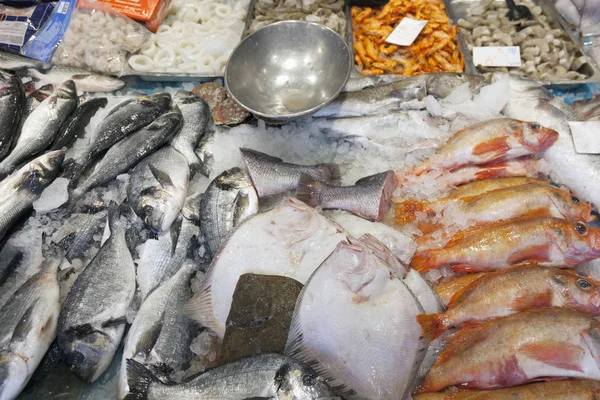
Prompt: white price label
<box><xmin>385</xmin><ymin>17</ymin><xmax>427</xmax><ymax>46</ymax></box>
<box><xmin>472</xmin><ymin>46</ymin><xmax>521</xmax><ymax>67</ymax></box>
<box><xmin>569</xmin><ymin>121</ymin><xmax>600</xmax><ymax>154</ymax></box>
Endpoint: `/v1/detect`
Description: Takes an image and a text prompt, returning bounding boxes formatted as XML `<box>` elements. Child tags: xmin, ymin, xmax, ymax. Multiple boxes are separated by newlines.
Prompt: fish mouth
<box><xmin>538</xmin><ymin>128</ymin><xmax>559</xmax><ymax>149</ymax></box>
<box><xmin>592</xmin><ymin>294</ymin><xmax>600</xmax><ymax>308</ymax></box>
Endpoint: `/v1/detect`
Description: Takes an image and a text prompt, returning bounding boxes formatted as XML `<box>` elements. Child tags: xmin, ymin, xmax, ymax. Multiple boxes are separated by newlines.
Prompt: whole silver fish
<box><xmin>72</xmin><ymin>108</ymin><xmax>183</xmax><ymax>199</ymax></box>
<box><xmin>200</xmin><ymin>167</ymin><xmax>258</xmax><ymax>257</ymax></box>
<box><xmin>127</xmin><ymin>146</ymin><xmax>190</xmax><ymax>233</ymax></box>
<box><xmin>0</xmin><ymin>258</ymin><xmax>60</xmax><ymax>400</ymax></box>
<box><xmin>63</xmin><ymin>93</ymin><xmax>172</xmax><ymax>184</ymax></box>
<box><xmin>0</xmin><ymin>150</ymin><xmax>64</xmax><ymax>241</ymax></box>
<box><xmin>119</xmin><ymin>260</ymin><xmax>199</xmax><ymax>398</ymax></box>
<box><xmin>425</xmin><ymin>73</ymin><xmax>488</xmax><ymax>99</ymax></box>
<box><xmin>240</xmin><ymin>148</ymin><xmax>340</xmax><ymax>198</ymax></box>
<box><xmin>0</xmin><ymin>51</ymin><xmax>45</xmax><ymax>71</ymax></box>
<box><xmin>51</xmin><ymin>97</ymin><xmax>108</xmax><ymax>151</ymax></box>
<box><xmin>17</xmin><ymin>84</ymin><xmax>53</xmax><ymax>139</ymax></box>
<box><xmin>0</xmin><ymin>81</ymin><xmax>76</xmax><ymax>178</ymax></box>
<box><xmin>136</xmin><ymin>218</ymin><xmax>199</xmax><ymax>300</ymax></box>
<box><xmin>0</xmin><ymin>77</ymin><xmax>24</xmax><ymax>162</ymax></box>
<box><xmin>171</xmin><ymin>90</ymin><xmax>210</xmax><ymax>176</ymax></box>
<box><xmin>57</xmin><ymin>205</ymin><xmax>136</xmax><ymax>383</ymax></box>
<box><xmin>23</xmin><ymin>66</ymin><xmax>125</xmax><ymax>93</ymax></box>
<box><xmin>296</xmin><ymin>170</ymin><xmax>396</xmax><ymax>222</ymax></box>
<box><xmin>124</xmin><ymin>353</ymin><xmax>339</xmax><ymax>400</ymax></box>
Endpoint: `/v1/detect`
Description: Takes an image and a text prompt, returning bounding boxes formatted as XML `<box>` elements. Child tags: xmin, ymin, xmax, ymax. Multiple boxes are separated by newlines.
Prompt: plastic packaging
<box><xmin>0</xmin><ymin>3</ymin><xmax>54</xmax><ymax>53</ymax></box>
<box><xmin>95</xmin><ymin>0</ymin><xmax>170</xmax><ymax>33</ymax></box>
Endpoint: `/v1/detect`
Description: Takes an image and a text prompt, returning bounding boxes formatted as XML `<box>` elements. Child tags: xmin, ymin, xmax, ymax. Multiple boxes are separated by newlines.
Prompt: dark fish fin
<box><xmin>11</xmin><ymin>304</ymin><xmax>35</xmax><ymax>342</ymax></box>
<box><xmin>295</xmin><ymin>173</ymin><xmax>327</xmax><ymax>208</ymax></box>
<box><xmin>102</xmin><ymin>316</ymin><xmax>128</xmax><ymax>328</ymax></box>
<box><xmin>0</xmin><ymin>250</ymin><xmax>23</xmax><ymax>286</ymax></box>
<box><xmin>188</xmin><ymin>162</ymin><xmax>203</xmax><ymax>178</ymax></box>
<box><xmin>240</xmin><ymin>147</ymin><xmax>284</xmax><ymax>163</ymax></box>
<box><xmin>315</xmin><ymin>163</ymin><xmax>341</xmax><ymax>186</ymax></box>
<box><xmin>107</xmin><ymin>201</ymin><xmax>121</xmax><ymax>233</ymax></box>
<box><xmin>169</xmin><ymin>218</ymin><xmax>183</xmax><ymax>256</ymax></box>
<box><xmin>148</xmin><ymin>164</ymin><xmax>174</xmax><ymax>188</ymax></box>
<box><xmin>232</xmin><ymin>191</ymin><xmax>250</xmax><ymax>226</ymax></box>
<box><xmin>133</xmin><ymin>312</ymin><xmax>165</xmax><ymax>358</ymax></box>
<box><xmin>125</xmin><ymin>358</ymin><xmax>162</xmax><ymax>400</ymax></box>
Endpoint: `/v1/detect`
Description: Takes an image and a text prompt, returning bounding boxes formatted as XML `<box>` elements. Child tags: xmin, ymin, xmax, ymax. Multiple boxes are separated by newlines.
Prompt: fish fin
<box><xmin>471</xmin><ymin>136</ymin><xmax>510</xmax><ymax>160</ymax></box>
<box><xmin>315</xmin><ymin>163</ymin><xmax>341</xmax><ymax>186</ymax></box>
<box><xmin>472</xmin><ymin>162</ymin><xmax>511</xmax><ymax>180</ymax></box>
<box><xmin>107</xmin><ymin>201</ymin><xmax>121</xmax><ymax>233</ymax></box>
<box><xmin>507</xmin><ymin>245</ymin><xmax>551</xmax><ymax>265</ymax></box>
<box><xmin>295</xmin><ymin>173</ymin><xmax>327</xmax><ymax>208</ymax></box>
<box><xmin>125</xmin><ymin>359</ymin><xmax>162</xmax><ymax>400</ymax></box>
<box><xmin>519</xmin><ymin>342</ymin><xmax>585</xmax><ymax>372</ymax></box>
<box><xmin>417</xmin><ymin>222</ymin><xmax>442</xmax><ymax>235</ymax></box>
<box><xmin>416</xmin><ymin>313</ymin><xmax>447</xmax><ymax>343</ymax></box>
<box><xmin>188</xmin><ymin>162</ymin><xmax>203</xmax><ymax>178</ymax></box>
<box><xmin>102</xmin><ymin>316</ymin><xmax>128</xmax><ymax>328</ymax></box>
<box><xmin>133</xmin><ymin>312</ymin><xmax>164</xmax><ymax>358</ymax></box>
<box><xmin>183</xmin><ymin>263</ymin><xmax>222</xmax><ymax>334</ymax></box>
<box><xmin>394</xmin><ymin>199</ymin><xmax>426</xmax><ymax>224</ymax></box>
<box><xmin>510</xmin><ymin>291</ymin><xmax>553</xmax><ymax>311</ymax></box>
<box><xmin>169</xmin><ymin>218</ymin><xmax>183</xmax><ymax>256</ymax></box>
<box><xmin>410</xmin><ymin>249</ymin><xmax>438</xmax><ymax>273</ymax></box>
<box><xmin>451</xmin><ymin>264</ymin><xmax>481</xmax><ymax>273</ymax></box>
<box><xmin>232</xmin><ymin>191</ymin><xmax>251</xmax><ymax>226</ymax></box>
<box><xmin>11</xmin><ymin>305</ymin><xmax>35</xmax><ymax>343</ymax></box>
<box><xmin>148</xmin><ymin>164</ymin><xmax>174</xmax><ymax>188</ymax></box>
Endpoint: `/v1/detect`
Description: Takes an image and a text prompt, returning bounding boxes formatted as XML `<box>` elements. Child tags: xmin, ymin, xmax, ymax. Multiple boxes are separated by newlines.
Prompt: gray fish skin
<box><xmin>425</xmin><ymin>73</ymin><xmax>488</xmax><ymax>99</ymax></box>
<box><xmin>51</xmin><ymin>210</ymin><xmax>107</xmax><ymax>263</ymax></box>
<box><xmin>0</xmin><ymin>80</ymin><xmax>76</xmax><ymax>178</ymax></box>
<box><xmin>0</xmin><ymin>52</ymin><xmax>45</xmax><ymax>71</ymax></box>
<box><xmin>136</xmin><ymin>218</ymin><xmax>199</xmax><ymax>301</ymax></box>
<box><xmin>22</xmin><ymin>67</ymin><xmax>125</xmax><ymax>93</ymax></box>
<box><xmin>171</xmin><ymin>91</ymin><xmax>210</xmax><ymax>176</ymax></box>
<box><xmin>125</xmin><ymin>353</ymin><xmax>340</xmax><ymax>400</ymax></box>
<box><xmin>200</xmin><ymin>167</ymin><xmax>258</xmax><ymax>257</ymax></box>
<box><xmin>181</xmin><ymin>192</ymin><xmax>202</xmax><ymax>222</ymax></box>
<box><xmin>63</xmin><ymin>93</ymin><xmax>172</xmax><ymax>184</ymax></box>
<box><xmin>57</xmin><ymin>205</ymin><xmax>136</xmax><ymax>383</ymax></box>
<box><xmin>119</xmin><ymin>260</ymin><xmax>199</xmax><ymax>398</ymax></box>
<box><xmin>194</xmin><ymin>125</ymin><xmax>217</xmax><ymax>177</ymax></box>
<box><xmin>240</xmin><ymin>148</ymin><xmax>341</xmax><ymax>198</ymax></box>
<box><xmin>72</xmin><ymin>108</ymin><xmax>183</xmax><ymax>199</ymax></box>
<box><xmin>0</xmin><ymin>77</ymin><xmax>25</xmax><ymax>162</ymax></box>
<box><xmin>0</xmin><ymin>258</ymin><xmax>60</xmax><ymax>400</ymax></box>
<box><xmin>51</xmin><ymin>97</ymin><xmax>108</xmax><ymax>151</ymax></box>
<box><xmin>16</xmin><ymin>84</ymin><xmax>53</xmax><ymax>142</ymax></box>
<box><xmin>127</xmin><ymin>146</ymin><xmax>190</xmax><ymax>233</ymax></box>
<box><xmin>0</xmin><ymin>150</ymin><xmax>64</xmax><ymax>241</ymax></box>
<box><xmin>296</xmin><ymin>171</ymin><xmax>396</xmax><ymax>222</ymax></box>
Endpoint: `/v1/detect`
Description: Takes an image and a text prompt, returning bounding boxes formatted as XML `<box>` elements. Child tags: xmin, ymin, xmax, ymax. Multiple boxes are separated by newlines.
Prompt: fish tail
<box><xmin>394</xmin><ymin>199</ymin><xmax>426</xmax><ymax>224</ymax></box>
<box><xmin>188</xmin><ymin>161</ymin><xmax>203</xmax><ymax>178</ymax></box>
<box><xmin>416</xmin><ymin>313</ymin><xmax>447</xmax><ymax>343</ymax></box>
<box><xmin>315</xmin><ymin>163</ymin><xmax>341</xmax><ymax>186</ymax></box>
<box><xmin>124</xmin><ymin>359</ymin><xmax>161</xmax><ymax>400</ymax></box>
<box><xmin>296</xmin><ymin>173</ymin><xmax>327</xmax><ymax>208</ymax></box>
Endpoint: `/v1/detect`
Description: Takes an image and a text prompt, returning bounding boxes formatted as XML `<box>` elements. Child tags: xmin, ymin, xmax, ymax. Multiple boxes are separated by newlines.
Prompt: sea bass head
<box><xmin>511</xmin><ymin>120</ymin><xmax>558</xmax><ymax>152</ymax></box>
<box><xmin>550</xmin><ymin>270</ymin><xmax>600</xmax><ymax>315</ymax></box>
<box><xmin>58</xmin><ymin>325</ymin><xmax>114</xmax><ymax>382</ymax></box>
<box><xmin>554</xmin><ymin>220</ymin><xmax>600</xmax><ymax>264</ymax></box>
<box><xmin>18</xmin><ymin>150</ymin><xmax>64</xmax><ymax>195</ymax></box>
<box><xmin>55</xmin><ymin>79</ymin><xmax>77</xmax><ymax>99</ymax></box>
<box><xmin>275</xmin><ymin>359</ymin><xmax>340</xmax><ymax>400</ymax></box>
<box><xmin>0</xmin><ymin>351</ymin><xmax>27</xmax><ymax>400</ymax></box>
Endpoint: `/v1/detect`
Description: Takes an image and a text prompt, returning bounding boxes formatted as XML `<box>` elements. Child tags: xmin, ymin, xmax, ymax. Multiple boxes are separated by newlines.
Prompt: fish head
<box><xmin>140</xmin><ymin>192</ymin><xmax>176</xmax><ymax>233</ymax></box>
<box><xmin>515</xmin><ymin>120</ymin><xmax>559</xmax><ymax>151</ymax></box>
<box><xmin>142</xmin><ymin>92</ymin><xmax>172</xmax><ymax>109</ymax></box>
<box><xmin>550</xmin><ymin>188</ymin><xmax>593</xmax><ymax>222</ymax></box>
<box><xmin>57</xmin><ymin>79</ymin><xmax>77</xmax><ymax>99</ymax></box>
<box><xmin>426</xmin><ymin>73</ymin><xmax>487</xmax><ymax>99</ymax></box>
<box><xmin>30</xmin><ymin>83</ymin><xmax>54</xmax><ymax>101</ymax></box>
<box><xmin>60</xmin><ymin>327</ymin><xmax>114</xmax><ymax>382</ymax></box>
<box><xmin>0</xmin><ymin>351</ymin><xmax>27</xmax><ymax>400</ymax></box>
<box><xmin>19</xmin><ymin>150</ymin><xmax>65</xmax><ymax>195</ymax></box>
<box><xmin>0</xmin><ymin>76</ymin><xmax>23</xmax><ymax>97</ymax></box>
<box><xmin>275</xmin><ymin>361</ymin><xmax>339</xmax><ymax>400</ymax></box>
<box><xmin>558</xmin><ymin>221</ymin><xmax>600</xmax><ymax>262</ymax></box>
<box><xmin>551</xmin><ymin>270</ymin><xmax>600</xmax><ymax>315</ymax></box>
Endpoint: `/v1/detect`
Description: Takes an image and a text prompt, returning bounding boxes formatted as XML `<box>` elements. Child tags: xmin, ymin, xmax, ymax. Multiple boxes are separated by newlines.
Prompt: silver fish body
<box><xmin>425</xmin><ymin>73</ymin><xmax>488</xmax><ymax>99</ymax></box>
<box><xmin>124</xmin><ymin>353</ymin><xmax>339</xmax><ymax>400</ymax></box>
<box><xmin>57</xmin><ymin>205</ymin><xmax>136</xmax><ymax>383</ymax></box>
<box><xmin>119</xmin><ymin>260</ymin><xmax>199</xmax><ymax>398</ymax></box>
<box><xmin>0</xmin><ymin>52</ymin><xmax>45</xmax><ymax>71</ymax></box>
<box><xmin>199</xmin><ymin>167</ymin><xmax>258</xmax><ymax>257</ymax></box>
<box><xmin>0</xmin><ymin>81</ymin><xmax>76</xmax><ymax>178</ymax></box>
<box><xmin>194</xmin><ymin>125</ymin><xmax>219</xmax><ymax>177</ymax></box>
<box><xmin>171</xmin><ymin>90</ymin><xmax>210</xmax><ymax>176</ymax></box>
<box><xmin>240</xmin><ymin>148</ymin><xmax>340</xmax><ymax>198</ymax></box>
<box><xmin>127</xmin><ymin>145</ymin><xmax>189</xmax><ymax>233</ymax></box>
<box><xmin>72</xmin><ymin>109</ymin><xmax>183</xmax><ymax>199</ymax></box>
<box><xmin>0</xmin><ymin>258</ymin><xmax>60</xmax><ymax>400</ymax></box>
<box><xmin>296</xmin><ymin>170</ymin><xmax>396</xmax><ymax>222</ymax></box>
<box><xmin>51</xmin><ymin>210</ymin><xmax>107</xmax><ymax>263</ymax></box>
<box><xmin>23</xmin><ymin>67</ymin><xmax>125</xmax><ymax>93</ymax></box>
<box><xmin>0</xmin><ymin>77</ymin><xmax>25</xmax><ymax>162</ymax></box>
<box><xmin>17</xmin><ymin>84</ymin><xmax>53</xmax><ymax>140</ymax></box>
<box><xmin>0</xmin><ymin>150</ymin><xmax>64</xmax><ymax>241</ymax></box>
<box><xmin>51</xmin><ymin>97</ymin><xmax>108</xmax><ymax>151</ymax></box>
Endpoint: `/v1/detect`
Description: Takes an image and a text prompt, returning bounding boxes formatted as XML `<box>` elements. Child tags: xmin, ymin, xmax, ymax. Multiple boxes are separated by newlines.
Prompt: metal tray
<box><xmin>124</xmin><ymin>0</ymin><xmax>255</xmax><ymax>82</ymax></box>
<box><xmin>444</xmin><ymin>0</ymin><xmax>600</xmax><ymax>87</ymax></box>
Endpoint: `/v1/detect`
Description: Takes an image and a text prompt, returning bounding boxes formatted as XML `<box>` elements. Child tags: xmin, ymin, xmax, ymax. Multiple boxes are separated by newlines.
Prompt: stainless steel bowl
<box><xmin>225</xmin><ymin>20</ymin><xmax>352</xmax><ymax>121</ymax></box>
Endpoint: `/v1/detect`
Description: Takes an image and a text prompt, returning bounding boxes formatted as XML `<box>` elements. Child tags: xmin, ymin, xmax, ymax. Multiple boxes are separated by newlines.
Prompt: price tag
<box><xmin>569</xmin><ymin>121</ymin><xmax>600</xmax><ymax>154</ymax></box>
<box><xmin>385</xmin><ymin>17</ymin><xmax>427</xmax><ymax>46</ymax></box>
<box><xmin>472</xmin><ymin>46</ymin><xmax>521</xmax><ymax>67</ymax></box>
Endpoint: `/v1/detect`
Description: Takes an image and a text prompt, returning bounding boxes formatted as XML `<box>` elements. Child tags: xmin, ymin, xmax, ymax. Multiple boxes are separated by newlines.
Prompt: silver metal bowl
<box><xmin>225</xmin><ymin>21</ymin><xmax>352</xmax><ymax>121</ymax></box>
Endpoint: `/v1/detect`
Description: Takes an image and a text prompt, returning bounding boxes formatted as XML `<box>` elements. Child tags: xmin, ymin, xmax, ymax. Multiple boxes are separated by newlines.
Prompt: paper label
<box><xmin>472</xmin><ymin>46</ymin><xmax>521</xmax><ymax>67</ymax></box>
<box><xmin>0</xmin><ymin>21</ymin><xmax>27</xmax><ymax>46</ymax></box>
<box><xmin>385</xmin><ymin>17</ymin><xmax>427</xmax><ymax>46</ymax></box>
<box><xmin>569</xmin><ymin>121</ymin><xmax>600</xmax><ymax>154</ymax></box>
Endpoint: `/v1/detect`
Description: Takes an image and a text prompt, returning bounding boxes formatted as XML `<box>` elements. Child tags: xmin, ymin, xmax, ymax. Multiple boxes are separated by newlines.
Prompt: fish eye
<box><xmin>530</xmin><ymin>123</ymin><xmax>541</xmax><ymax>130</ymax></box>
<box><xmin>575</xmin><ymin>222</ymin><xmax>588</xmax><ymax>235</ymax></box>
<box><xmin>143</xmin><ymin>205</ymin><xmax>154</xmax><ymax>214</ymax></box>
<box><xmin>577</xmin><ymin>278</ymin><xmax>592</xmax><ymax>289</ymax></box>
<box><xmin>571</xmin><ymin>196</ymin><xmax>580</xmax><ymax>204</ymax></box>
<box><xmin>302</xmin><ymin>374</ymin><xmax>316</xmax><ymax>387</ymax></box>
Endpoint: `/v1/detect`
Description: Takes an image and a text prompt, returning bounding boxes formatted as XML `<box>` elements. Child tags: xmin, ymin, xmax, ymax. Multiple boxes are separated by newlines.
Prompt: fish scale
<box><xmin>0</xmin><ymin>77</ymin><xmax>25</xmax><ymax>162</ymax></box>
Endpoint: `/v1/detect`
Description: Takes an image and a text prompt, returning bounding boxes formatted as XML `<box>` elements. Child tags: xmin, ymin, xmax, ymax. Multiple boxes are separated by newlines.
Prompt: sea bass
<box><xmin>127</xmin><ymin>146</ymin><xmax>189</xmax><ymax>233</ymax></box>
<box><xmin>240</xmin><ymin>148</ymin><xmax>340</xmax><ymax>198</ymax></box>
<box><xmin>419</xmin><ymin>308</ymin><xmax>600</xmax><ymax>392</ymax></box>
<box><xmin>411</xmin><ymin>119</ymin><xmax>558</xmax><ymax>176</ymax></box>
<box><xmin>296</xmin><ymin>171</ymin><xmax>396</xmax><ymax>222</ymax></box>
<box><xmin>17</xmin><ymin>84</ymin><xmax>53</xmax><ymax>138</ymax></box>
<box><xmin>285</xmin><ymin>239</ymin><xmax>426</xmax><ymax>400</ymax></box>
<box><xmin>51</xmin><ymin>97</ymin><xmax>107</xmax><ymax>151</ymax></box>
<box><xmin>23</xmin><ymin>67</ymin><xmax>125</xmax><ymax>93</ymax></box>
<box><xmin>0</xmin><ymin>77</ymin><xmax>25</xmax><ymax>161</ymax></box>
<box><xmin>185</xmin><ymin>198</ymin><xmax>347</xmax><ymax>338</ymax></box>
<box><xmin>124</xmin><ymin>353</ymin><xmax>339</xmax><ymax>400</ymax></box>
<box><xmin>418</xmin><ymin>266</ymin><xmax>600</xmax><ymax>341</ymax></box>
<box><xmin>411</xmin><ymin>217</ymin><xmax>600</xmax><ymax>273</ymax></box>
<box><xmin>57</xmin><ymin>205</ymin><xmax>136</xmax><ymax>382</ymax></box>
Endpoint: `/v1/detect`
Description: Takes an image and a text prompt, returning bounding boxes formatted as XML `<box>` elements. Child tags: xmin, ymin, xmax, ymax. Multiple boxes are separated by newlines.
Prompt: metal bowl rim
<box><xmin>224</xmin><ymin>20</ymin><xmax>353</xmax><ymax>120</ymax></box>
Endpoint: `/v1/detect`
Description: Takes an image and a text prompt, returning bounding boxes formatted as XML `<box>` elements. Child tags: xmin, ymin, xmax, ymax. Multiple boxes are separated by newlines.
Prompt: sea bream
<box><xmin>0</xmin><ymin>77</ymin><xmax>25</xmax><ymax>161</ymax></box>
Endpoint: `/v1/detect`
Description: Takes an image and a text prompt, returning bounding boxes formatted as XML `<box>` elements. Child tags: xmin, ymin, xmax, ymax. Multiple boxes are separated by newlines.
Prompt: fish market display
<box><xmin>128</xmin><ymin>0</ymin><xmax>249</xmax><ymax>74</ymax></box>
<box><xmin>0</xmin><ymin>77</ymin><xmax>24</xmax><ymax>161</ymax></box>
<box><xmin>171</xmin><ymin>91</ymin><xmax>210</xmax><ymax>176</ymax></box>
<box><xmin>351</xmin><ymin>0</ymin><xmax>463</xmax><ymax>75</ymax></box>
<box><xmin>20</xmin><ymin>84</ymin><xmax>52</xmax><ymax>131</ymax></box>
<box><xmin>21</xmin><ymin>67</ymin><xmax>126</xmax><ymax>93</ymax></box>
<box><xmin>248</xmin><ymin>0</ymin><xmax>346</xmax><ymax>38</ymax></box>
<box><xmin>555</xmin><ymin>0</ymin><xmax>600</xmax><ymax>35</ymax></box>
<box><xmin>457</xmin><ymin>0</ymin><xmax>591</xmax><ymax>80</ymax></box>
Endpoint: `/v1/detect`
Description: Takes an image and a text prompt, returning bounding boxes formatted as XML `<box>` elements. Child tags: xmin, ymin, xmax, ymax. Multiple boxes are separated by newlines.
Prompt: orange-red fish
<box><xmin>418</xmin><ymin>266</ymin><xmax>600</xmax><ymax>341</ymax></box>
<box><xmin>411</xmin><ymin>217</ymin><xmax>600</xmax><ymax>273</ymax></box>
<box><xmin>412</xmin><ymin>119</ymin><xmax>558</xmax><ymax>175</ymax></box>
<box><xmin>440</xmin><ymin>157</ymin><xmax>550</xmax><ymax>186</ymax></box>
<box><xmin>434</xmin><ymin>273</ymin><xmax>487</xmax><ymax>306</ymax></box>
<box><xmin>419</xmin><ymin>308</ymin><xmax>600</xmax><ymax>392</ymax></box>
